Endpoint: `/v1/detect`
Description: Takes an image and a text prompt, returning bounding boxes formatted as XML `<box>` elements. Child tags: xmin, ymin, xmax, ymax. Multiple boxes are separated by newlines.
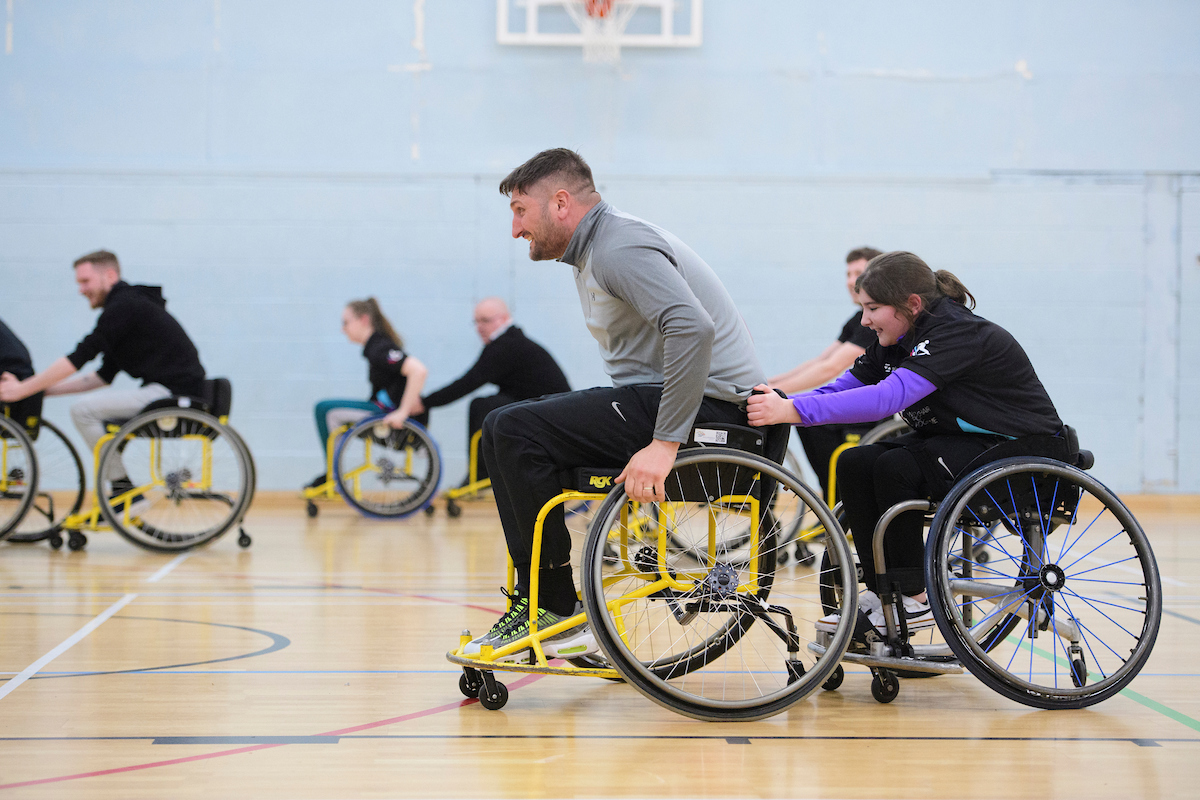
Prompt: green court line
<box><xmin>1007</xmin><ymin>635</ymin><xmax>1200</xmax><ymax>732</ymax></box>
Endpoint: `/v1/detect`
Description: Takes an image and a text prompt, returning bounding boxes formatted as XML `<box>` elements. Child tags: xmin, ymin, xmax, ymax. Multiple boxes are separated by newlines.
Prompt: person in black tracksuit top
<box><xmin>748</xmin><ymin>251</ymin><xmax>1063</xmax><ymax>635</ymax></box>
<box><xmin>308</xmin><ymin>297</ymin><xmax>429</xmax><ymax>487</ymax></box>
<box><xmin>0</xmin><ymin>318</ymin><xmax>40</xmax><ymax>428</ymax></box>
<box><xmin>417</xmin><ymin>297</ymin><xmax>570</xmax><ymax>483</ymax></box>
<box><xmin>769</xmin><ymin>247</ymin><xmax>887</xmax><ymax>499</ymax></box>
<box><xmin>0</xmin><ymin>251</ymin><xmax>205</xmax><ymax>489</ymax></box>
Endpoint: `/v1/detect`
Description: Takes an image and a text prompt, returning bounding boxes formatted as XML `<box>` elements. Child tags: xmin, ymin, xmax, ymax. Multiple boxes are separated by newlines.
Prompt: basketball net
<box><xmin>566</xmin><ymin>0</ymin><xmax>638</xmax><ymax>64</ymax></box>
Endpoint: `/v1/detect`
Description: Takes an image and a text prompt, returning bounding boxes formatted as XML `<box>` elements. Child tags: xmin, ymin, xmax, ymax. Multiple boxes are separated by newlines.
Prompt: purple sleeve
<box><xmin>797</xmin><ymin>371</ymin><xmax>864</xmax><ymax>398</ymax></box>
<box><xmin>791</xmin><ymin>368</ymin><xmax>936</xmax><ymax>426</ymax></box>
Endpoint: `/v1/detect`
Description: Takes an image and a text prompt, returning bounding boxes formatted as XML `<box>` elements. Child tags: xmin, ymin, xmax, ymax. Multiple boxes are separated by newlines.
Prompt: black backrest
<box><xmin>203</xmin><ymin>378</ymin><xmax>233</xmax><ymax>418</ymax></box>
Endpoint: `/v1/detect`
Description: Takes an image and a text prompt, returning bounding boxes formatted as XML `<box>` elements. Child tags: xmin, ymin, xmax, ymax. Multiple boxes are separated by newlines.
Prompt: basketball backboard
<box><xmin>496</xmin><ymin>0</ymin><xmax>702</xmax><ymax>63</ymax></box>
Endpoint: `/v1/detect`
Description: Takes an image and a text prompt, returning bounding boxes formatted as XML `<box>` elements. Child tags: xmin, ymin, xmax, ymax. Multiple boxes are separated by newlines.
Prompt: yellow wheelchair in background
<box><xmin>441</xmin><ymin>429</ymin><xmax>490</xmax><ymax>518</ymax></box>
<box><xmin>304</xmin><ymin>415</ymin><xmax>442</xmax><ymax>519</ymax></box>
<box><xmin>33</xmin><ymin>378</ymin><xmax>256</xmax><ymax>552</ymax></box>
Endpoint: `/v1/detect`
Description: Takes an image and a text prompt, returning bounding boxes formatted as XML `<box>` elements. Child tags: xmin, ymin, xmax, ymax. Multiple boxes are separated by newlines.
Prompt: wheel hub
<box><xmin>705</xmin><ymin>562</ymin><xmax>739</xmax><ymax>599</ymax></box>
<box><xmin>1038</xmin><ymin>563</ymin><xmax>1066</xmax><ymax>593</ymax></box>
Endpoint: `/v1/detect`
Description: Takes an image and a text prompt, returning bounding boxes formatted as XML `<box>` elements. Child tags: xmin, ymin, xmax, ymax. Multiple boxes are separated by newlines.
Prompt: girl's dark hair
<box><xmin>855</xmin><ymin>251</ymin><xmax>975</xmax><ymax>324</ymax></box>
<box><xmin>346</xmin><ymin>297</ymin><xmax>404</xmax><ymax>349</ymax></box>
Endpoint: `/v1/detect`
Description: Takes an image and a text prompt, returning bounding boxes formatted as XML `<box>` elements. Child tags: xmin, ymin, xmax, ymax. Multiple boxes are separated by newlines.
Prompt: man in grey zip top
<box><xmin>465</xmin><ymin>148</ymin><xmax>766</xmax><ymax>659</ymax></box>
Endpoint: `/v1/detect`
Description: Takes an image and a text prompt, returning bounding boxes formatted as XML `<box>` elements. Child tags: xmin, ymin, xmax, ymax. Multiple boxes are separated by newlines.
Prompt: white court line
<box><xmin>1075</xmin><ymin>553</ymin><xmax>1186</xmax><ymax>586</ymax></box>
<box><xmin>1</xmin><ymin>553</ymin><xmax>192</xmax><ymax>700</ymax></box>
<box><xmin>146</xmin><ymin>553</ymin><xmax>190</xmax><ymax>583</ymax></box>
<box><xmin>0</xmin><ymin>593</ymin><xmax>138</xmax><ymax>700</ymax></box>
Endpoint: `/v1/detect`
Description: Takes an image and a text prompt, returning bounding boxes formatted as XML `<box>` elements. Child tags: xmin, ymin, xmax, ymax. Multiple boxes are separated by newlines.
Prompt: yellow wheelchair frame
<box><xmin>441</xmin><ymin>429</ymin><xmax>491</xmax><ymax>517</ymax></box>
<box><xmin>59</xmin><ymin>410</ymin><xmax>252</xmax><ymax>551</ymax></box>
<box><xmin>446</xmin><ymin>479</ymin><xmax>764</xmax><ymax>708</ymax></box>
<box><xmin>304</xmin><ymin>418</ymin><xmax>441</xmax><ymax>519</ymax></box>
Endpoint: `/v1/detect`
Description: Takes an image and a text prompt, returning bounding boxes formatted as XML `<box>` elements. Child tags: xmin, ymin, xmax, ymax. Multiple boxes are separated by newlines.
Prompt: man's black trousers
<box><xmin>480</xmin><ymin>384</ymin><xmax>747</xmax><ymax>600</ymax></box>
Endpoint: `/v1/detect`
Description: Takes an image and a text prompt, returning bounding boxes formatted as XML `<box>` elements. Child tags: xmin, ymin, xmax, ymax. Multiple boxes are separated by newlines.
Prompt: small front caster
<box><xmin>67</xmin><ymin>531</ymin><xmax>87</xmax><ymax>551</ymax></box>
<box><xmin>478</xmin><ymin>680</ymin><xmax>509</xmax><ymax>710</ymax></box>
<box><xmin>423</xmin><ymin>504</ymin><xmax>437</xmax><ymax>517</ymax></box>
<box><xmin>459</xmin><ymin>669</ymin><xmax>483</xmax><ymax>699</ymax></box>
<box><xmin>446</xmin><ymin>500</ymin><xmax>462</xmax><ymax>518</ymax></box>
<box><xmin>305</xmin><ymin>500</ymin><xmax>318</xmax><ymax>518</ymax></box>
<box><xmin>786</xmin><ymin>659</ymin><xmax>806</xmax><ymax>685</ymax></box>
<box><xmin>237</xmin><ymin>529</ymin><xmax>252</xmax><ymax>548</ymax></box>
<box><xmin>49</xmin><ymin>533</ymin><xmax>64</xmax><ymax>550</ymax></box>
<box><xmin>822</xmin><ymin>664</ymin><xmax>845</xmax><ymax>691</ymax></box>
<box><xmin>870</xmin><ymin>668</ymin><xmax>899</xmax><ymax>703</ymax></box>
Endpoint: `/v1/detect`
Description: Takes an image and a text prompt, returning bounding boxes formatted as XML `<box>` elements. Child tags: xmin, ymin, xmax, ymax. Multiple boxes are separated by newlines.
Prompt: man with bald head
<box><xmin>418</xmin><ymin>296</ymin><xmax>569</xmax><ymax>482</ymax></box>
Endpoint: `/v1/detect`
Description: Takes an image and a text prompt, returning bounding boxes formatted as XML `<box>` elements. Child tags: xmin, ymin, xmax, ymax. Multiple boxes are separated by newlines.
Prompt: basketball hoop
<box><xmin>566</xmin><ymin>0</ymin><xmax>637</xmax><ymax>64</ymax></box>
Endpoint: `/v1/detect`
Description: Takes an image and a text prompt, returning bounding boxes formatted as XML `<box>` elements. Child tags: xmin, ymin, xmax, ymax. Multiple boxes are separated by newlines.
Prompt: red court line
<box><xmin>0</xmin><ymin>672</ymin><xmax>546</xmax><ymax>791</ymax></box>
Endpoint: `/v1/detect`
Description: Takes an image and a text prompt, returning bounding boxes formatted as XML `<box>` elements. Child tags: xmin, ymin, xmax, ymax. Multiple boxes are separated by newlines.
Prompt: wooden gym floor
<box><xmin>1</xmin><ymin>492</ymin><xmax>1198</xmax><ymax>799</ymax></box>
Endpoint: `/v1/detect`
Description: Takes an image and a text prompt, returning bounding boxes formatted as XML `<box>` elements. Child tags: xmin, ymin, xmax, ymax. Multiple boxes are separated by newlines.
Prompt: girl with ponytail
<box><xmin>307</xmin><ymin>298</ymin><xmax>429</xmax><ymax>488</ymax></box>
<box><xmin>748</xmin><ymin>251</ymin><xmax>1062</xmax><ymax>635</ymax></box>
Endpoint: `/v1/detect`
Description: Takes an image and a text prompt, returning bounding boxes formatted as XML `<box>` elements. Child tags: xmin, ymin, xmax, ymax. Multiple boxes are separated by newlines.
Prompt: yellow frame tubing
<box><xmin>303</xmin><ymin>424</ymin><xmax>354</xmax><ymax>502</ymax></box>
<box><xmin>446</xmin><ymin>429</ymin><xmax>492</xmax><ymax>502</ymax></box>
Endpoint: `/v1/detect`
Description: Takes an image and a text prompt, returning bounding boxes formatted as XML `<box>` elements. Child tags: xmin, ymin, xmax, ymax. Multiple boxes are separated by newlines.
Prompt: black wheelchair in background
<box><xmin>4</xmin><ymin>378</ymin><xmax>256</xmax><ymax>552</ymax></box>
<box><xmin>813</xmin><ymin>426</ymin><xmax>1162</xmax><ymax>709</ymax></box>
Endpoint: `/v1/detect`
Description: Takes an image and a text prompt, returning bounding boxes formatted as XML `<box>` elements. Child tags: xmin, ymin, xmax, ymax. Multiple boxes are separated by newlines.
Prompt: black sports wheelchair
<box><xmin>1</xmin><ymin>378</ymin><xmax>256</xmax><ymax>552</ymax></box>
<box><xmin>813</xmin><ymin>426</ymin><xmax>1161</xmax><ymax>709</ymax></box>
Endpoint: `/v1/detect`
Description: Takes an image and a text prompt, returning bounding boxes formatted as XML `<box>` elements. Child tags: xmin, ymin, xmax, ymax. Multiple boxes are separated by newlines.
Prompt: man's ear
<box><xmin>551</xmin><ymin>188</ymin><xmax>572</xmax><ymax>218</ymax></box>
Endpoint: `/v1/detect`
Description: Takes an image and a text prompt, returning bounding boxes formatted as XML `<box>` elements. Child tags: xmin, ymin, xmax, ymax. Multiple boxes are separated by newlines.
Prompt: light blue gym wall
<box><xmin>2</xmin><ymin>1</ymin><xmax>1198</xmax><ymax>493</ymax></box>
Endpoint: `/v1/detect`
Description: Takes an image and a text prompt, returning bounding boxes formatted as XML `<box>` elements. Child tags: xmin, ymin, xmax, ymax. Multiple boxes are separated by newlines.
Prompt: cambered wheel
<box><xmin>334</xmin><ymin>418</ymin><xmax>442</xmax><ymax>519</ymax></box>
<box><xmin>582</xmin><ymin>448</ymin><xmax>858</xmax><ymax>722</ymax></box>
<box><xmin>8</xmin><ymin>420</ymin><xmax>85</xmax><ymax>544</ymax></box>
<box><xmin>97</xmin><ymin>408</ymin><xmax>254</xmax><ymax>552</ymax></box>
<box><xmin>926</xmin><ymin>457</ymin><xmax>1161</xmax><ymax>709</ymax></box>
<box><xmin>0</xmin><ymin>415</ymin><xmax>37</xmax><ymax>542</ymax></box>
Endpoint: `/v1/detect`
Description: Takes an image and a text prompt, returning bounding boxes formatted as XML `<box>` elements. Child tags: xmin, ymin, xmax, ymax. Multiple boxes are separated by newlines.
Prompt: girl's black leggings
<box><xmin>836</xmin><ymin>434</ymin><xmax>1001</xmax><ymax>595</ymax></box>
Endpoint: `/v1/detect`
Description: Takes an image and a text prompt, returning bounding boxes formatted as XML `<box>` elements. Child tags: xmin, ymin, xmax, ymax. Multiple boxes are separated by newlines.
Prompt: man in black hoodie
<box><xmin>0</xmin><ymin>251</ymin><xmax>205</xmax><ymax>487</ymax></box>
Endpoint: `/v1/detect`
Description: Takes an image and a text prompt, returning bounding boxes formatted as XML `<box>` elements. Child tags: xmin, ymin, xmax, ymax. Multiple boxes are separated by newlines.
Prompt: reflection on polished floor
<box><xmin>1</xmin><ymin>494</ymin><xmax>1198</xmax><ymax>799</ymax></box>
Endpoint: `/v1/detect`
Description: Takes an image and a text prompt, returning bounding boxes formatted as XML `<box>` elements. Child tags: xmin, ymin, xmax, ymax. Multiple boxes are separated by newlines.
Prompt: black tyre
<box><xmin>333</xmin><ymin>417</ymin><xmax>441</xmax><ymax>518</ymax></box>
<box><xmin>871</xmin><ymin>669</ymin><xmax>900</xmax><ymax>703</ymax></box>
<box><xmin>822</xmin><ymin>664</ymin><xmax>845</xmax><ymax>691</ymax></box>
<box><xmin>478</xmin><ymin>680</ymin><xmax>508</xmax><ymax>710</ymax></box>
<box><xmin>97</xmin><ymin>408</ymin><xmax>253</xmax><ymax>551</ymax></box>
<box><xmin>0</xmin><ymin>415</ymin><xmax>37</xmax><ymax>541</ymax></box>
<box><xmin>9</xmin><ymin>420</ymin><xmax>85</xmax><ymax>543</ymax></box>
<box><xmin>926</xmin><ymin>457</ymin><xmax>1161</xmax><ymax>709</ymax></box>
<box><xmin>582</xmin><ymin>449</ymin><xmax>857</xmax><ymax>721</ymax></box>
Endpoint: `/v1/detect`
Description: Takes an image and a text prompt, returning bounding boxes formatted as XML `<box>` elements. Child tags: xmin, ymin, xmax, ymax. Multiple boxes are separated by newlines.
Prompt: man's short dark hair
<box><xmin>499</xmin><ymin>148</ymin><xmax>596</xmax><ymax>197</ymax></box>
<box><xmin>846</xmin><ymin>247</ymin><xmax>883</xmax><ymax>264</ymax></box>
<box><xmin>74</xmin><ymin>250</ymin><xmax>121</xmax><ymax>275</ymax></box>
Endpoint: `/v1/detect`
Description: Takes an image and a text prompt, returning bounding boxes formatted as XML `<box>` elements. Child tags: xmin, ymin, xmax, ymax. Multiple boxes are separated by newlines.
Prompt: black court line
<box><xmin>2</xmin><ymin>735</ymin><xmax>1197</xmax><ymax>747</ymax></box>
<box><xmin>0</xmin><ymin>612</ymin><xmax>290</xmax><ymax>680</ymax></box>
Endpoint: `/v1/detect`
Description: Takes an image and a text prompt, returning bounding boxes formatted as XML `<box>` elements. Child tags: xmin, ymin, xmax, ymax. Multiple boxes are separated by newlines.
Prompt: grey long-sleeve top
<box><xmin>560</xmin><ymin>202</ymin><xmax>765</xmax><ymax>442</ymax></box>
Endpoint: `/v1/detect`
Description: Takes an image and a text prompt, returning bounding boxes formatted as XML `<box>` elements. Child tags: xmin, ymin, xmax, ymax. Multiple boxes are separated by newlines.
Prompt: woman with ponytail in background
<box><xmin>749</xmin><ymin>251</ymin><xmax>1062</xmax><ymax>635</ymax></box>
<box><xmin>307</xmin><ymin>298</ymin><xmax>429</xmax><ymax>488</ymax></box>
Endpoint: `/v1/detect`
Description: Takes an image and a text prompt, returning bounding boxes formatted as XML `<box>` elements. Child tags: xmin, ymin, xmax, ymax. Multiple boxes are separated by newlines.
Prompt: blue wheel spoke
<box><xmin>1057</xmin><ymin>591</ymin><xmax>1111</xmax><ymax>679</ymax></box>
<box><xmin>1066</xmin><ymin>555</ymin><xmax>1142</xmax><ymax>579</ymax></box>
<box><xmin>1056</xmin><ymin>507</ymin><xmax>1112</xmax><ymax>570</ymax></box>
<box><xmin>1060</xmin><ymin>587</ymin><xmax>1143</xmax><ymax>641</ymax></box>
<box><xmin>960</xmin><ymin>525</ymin><xmax>1023</xmax><ymax>573</ymax></box>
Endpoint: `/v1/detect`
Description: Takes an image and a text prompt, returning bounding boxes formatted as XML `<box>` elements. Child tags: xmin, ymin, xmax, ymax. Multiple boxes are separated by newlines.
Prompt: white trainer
<box><xmin>815</xmin><ymin>589</ymin><xmax>883</xmax><ymax>634</ymax></box>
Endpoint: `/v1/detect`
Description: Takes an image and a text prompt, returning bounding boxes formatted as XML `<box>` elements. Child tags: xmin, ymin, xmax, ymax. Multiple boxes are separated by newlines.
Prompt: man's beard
<box><xmin>527</xmin><ymin>206</ymin><xmax>571</xmax><ymax>261</ymax></box>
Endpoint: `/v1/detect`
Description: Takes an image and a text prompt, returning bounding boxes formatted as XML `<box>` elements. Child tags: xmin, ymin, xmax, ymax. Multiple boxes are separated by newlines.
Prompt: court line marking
<box><xmin>146</xmin><ymin>553</ymin><xmax>190</xmax><ymax>583</ymax></box>
<box><xmin>0</xmin><ymin>672</ymin><xmax>547</xmax><ymax>792</ymax></box>
<box><xmin>0</xmin><ymin>593</ymin><xmax>138</xmax><ymax>701</ymax></box>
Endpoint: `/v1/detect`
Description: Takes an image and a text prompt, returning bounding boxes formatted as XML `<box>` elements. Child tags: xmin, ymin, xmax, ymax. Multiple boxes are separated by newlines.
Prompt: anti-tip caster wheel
<box><xmin>48</xmin><ymin>533</ymin><xmax>65</xmax><ymax>550</ymax></box>
<box><xmin>795</xmin><ymin>541</ymin><xmax>817</xmax><ymax>567</ymax></box>
<box><xmin>459</xmin><ymin>670</ymin><xmax>483</xmax><ymax>699</ymax></box>
<box><xmin>67</xmin><ymin>532</ymin><xmax>87</xmax><ymax>551</ymax></box>
<box><xmin>423</xmin><ymin>504</ymin><xmax>437</xmax><ymax>517</ymax></box>
<box><xmin>478</xmin><ymin>679</ymin><xmax>509</xmax><ymax>710</ymax></box>
<box><xmin>305</xmin><ymin>500</ymin><xmax>318</xmax><ymax>518</ymax></box>
<box><xmin>871</xmin><ymin>669</ymin><xmax>900</xmax><ymax>704</ymax></box>
<box><xmin>777</xmin><ymin>548</ymin><xmax>791</xmax><ymax>566</ymax></box>
<box><xmin>237</xmin><ymin>530</ymin><xmax>252</xmax><ymax>548</ymax></box>
<box><xmin>446</xmin><ymin>500</ymin><xmax>462</xmax><ymax>518</ymax></box>
<box><xmin>822</xmin><ymin>664</ymin><xmax>845</xmax><ymax>691</ymax></box>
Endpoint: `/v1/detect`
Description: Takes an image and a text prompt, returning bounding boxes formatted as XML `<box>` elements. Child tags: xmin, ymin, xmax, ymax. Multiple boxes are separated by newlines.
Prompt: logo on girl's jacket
<box><xmin>910</xmin><ymin>340</ymin><xmax>931</xmax><ymax>357</ymax></box>
<box><xmin>387</xmin><ymin>349</ymin><xmax>404</xmax><ymax>363</ymax></box>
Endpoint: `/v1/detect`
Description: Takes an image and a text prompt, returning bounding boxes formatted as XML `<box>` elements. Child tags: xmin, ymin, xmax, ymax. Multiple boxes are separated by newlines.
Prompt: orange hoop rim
<box><xmin>585</xmin><ymin>0</ymin><xmax>615</xmax><ymax>18</ymax></box>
